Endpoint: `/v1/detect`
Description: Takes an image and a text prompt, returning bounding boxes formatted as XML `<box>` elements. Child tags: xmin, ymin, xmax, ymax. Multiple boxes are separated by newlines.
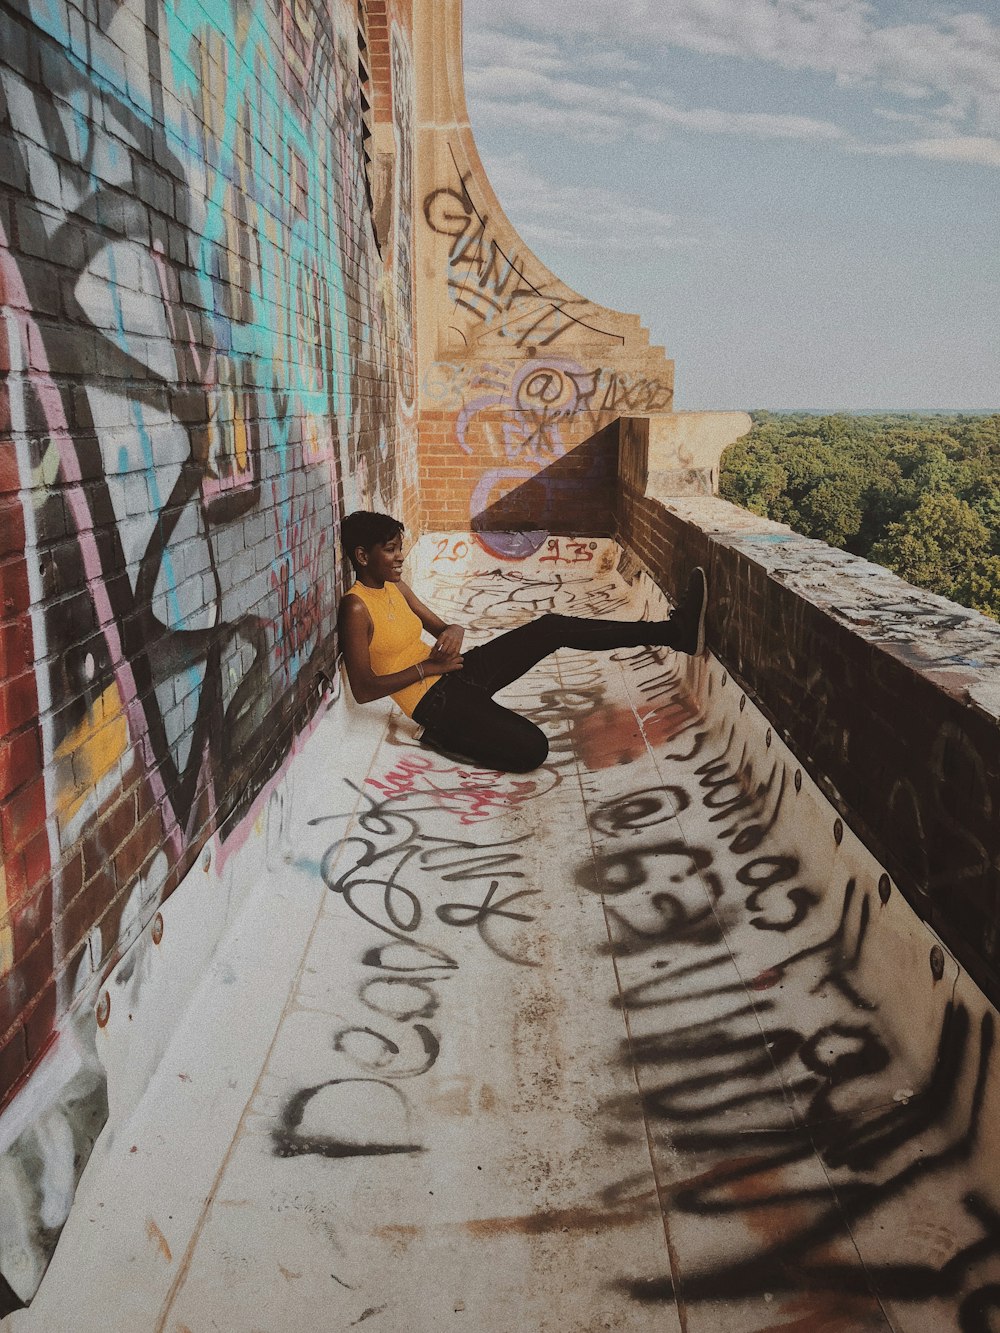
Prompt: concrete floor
<box><xmin>6</xmin><ymin>537</ymin><xmax>1000</xmax><ymax>1332</ymax></box>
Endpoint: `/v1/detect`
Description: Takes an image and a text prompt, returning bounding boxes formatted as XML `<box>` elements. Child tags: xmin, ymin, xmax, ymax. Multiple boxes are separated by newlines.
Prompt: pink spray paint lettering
<box><xmin>366</xmin><ymin>754</ymin><xmax>553</xmax><ymax>825</ymax></box>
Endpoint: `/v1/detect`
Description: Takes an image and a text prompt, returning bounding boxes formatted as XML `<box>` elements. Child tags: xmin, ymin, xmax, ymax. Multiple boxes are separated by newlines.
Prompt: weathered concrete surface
<box><xmin>643</xmin><ymin>412</ymin><xmax>753</xmax><ymax>497</ymax></box>
<box><xmin>5</xmin><ymin>537</ymin><xmax>999</xmax><ymax>1331</ymax></box>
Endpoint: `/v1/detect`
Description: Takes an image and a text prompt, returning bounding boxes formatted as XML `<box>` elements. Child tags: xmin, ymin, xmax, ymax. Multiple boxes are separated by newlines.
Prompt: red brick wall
<box><xmin>0</xmin><ymin>400</ymin><xmax>51</xmax><ymax>1101</ymax></box>
<box><xmin>418</xmin><ymin>399</ymin><xmax>628</xmax><ymax>537</ymax></box>
<box><xmin>0</xmin><ymin>0</ymin><xmax>417</xmax><ymax>1116</ymax></box>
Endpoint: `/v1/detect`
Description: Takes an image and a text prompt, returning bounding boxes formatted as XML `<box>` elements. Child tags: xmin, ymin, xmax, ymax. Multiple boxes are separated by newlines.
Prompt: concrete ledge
<box><xmin>623</xmin><ymin>411</ymin><xmax>752</xmax><ymax>498</ymax></box>
<box><xmin>618</xmin><ymin>448</ymin><xmax>1000</xmax><ymax>1011</ymax></box>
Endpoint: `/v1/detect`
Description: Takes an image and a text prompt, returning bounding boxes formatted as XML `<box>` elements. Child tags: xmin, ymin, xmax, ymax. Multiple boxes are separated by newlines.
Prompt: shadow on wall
<box><xmin>471</xmin><ymin>424</ymin><xmax>619</xmax><ymax>556</ymax></box>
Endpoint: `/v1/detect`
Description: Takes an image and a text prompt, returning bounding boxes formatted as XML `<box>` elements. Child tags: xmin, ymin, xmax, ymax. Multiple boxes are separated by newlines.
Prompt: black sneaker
<box><xmin>666</xmin><ymin>567</ymin><xmax>707</xmax><ymax>655</ymax></box>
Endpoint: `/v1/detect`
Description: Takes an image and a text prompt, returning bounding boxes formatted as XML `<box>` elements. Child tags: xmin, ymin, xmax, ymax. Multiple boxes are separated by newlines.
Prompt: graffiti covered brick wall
<box><xmin>618</xmin><ymin>440</ymin><xmax>1000</xmax><ymax>1014</ymax></box>
<box><xmin>0</xmin><ymin>0</ymin><xmax>416</xmax><ymax>1294</ymax></box>
<box><xmin>413</xmin><ymin>0</ymin><xmax>674</xmax><ymax>559</ymax></box>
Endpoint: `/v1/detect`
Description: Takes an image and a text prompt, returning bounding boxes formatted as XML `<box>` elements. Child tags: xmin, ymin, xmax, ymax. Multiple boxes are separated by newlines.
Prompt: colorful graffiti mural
<box><xmin>0</xmin><ymin>0</ymin><xmax>414</xmax><ymax>1303</ymax></box>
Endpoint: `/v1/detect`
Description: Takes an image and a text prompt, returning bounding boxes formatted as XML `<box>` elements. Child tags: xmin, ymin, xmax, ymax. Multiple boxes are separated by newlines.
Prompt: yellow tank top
<box><xmin>344</xmin><ymin>581</ymin><xmax>434</xmax><ymax>717</ymax></box>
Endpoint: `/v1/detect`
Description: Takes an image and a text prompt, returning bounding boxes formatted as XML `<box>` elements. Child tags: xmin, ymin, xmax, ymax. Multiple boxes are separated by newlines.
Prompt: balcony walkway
<box><xmin>6</xmin><ymin>537</ymin><xmax>999</xmax><ymax>1333</ymax></box>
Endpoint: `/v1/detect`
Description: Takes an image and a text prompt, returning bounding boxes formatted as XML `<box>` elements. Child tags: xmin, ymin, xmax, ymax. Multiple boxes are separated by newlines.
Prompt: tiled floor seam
<box><xmin>624</xmin><ymin>649</ymin><xmax>901</xmax><ymax>1327</ymax></box>
<box><xmin>632</xmin><ymin>658</ymin><xmax>869</xmax><ymax>1143</ymax></box>
<box><xmin>152</xmin><ymin>710</ymin><xmax>395</xmax><ymax>1333</ymax></box>
<box><xmin>626</xmin><ymin>650</ymin><xmax>805</xmax><ymax>1111</ymax></box>
<box><xmin>558</xmin><ymin>646</ymin><xmax>691</xmax><ymax>1332</ymax></box>
<box><xmin>803</xmin><ymin>947</ymin><xmax>972</xmax><ymax>1333</ymax></box>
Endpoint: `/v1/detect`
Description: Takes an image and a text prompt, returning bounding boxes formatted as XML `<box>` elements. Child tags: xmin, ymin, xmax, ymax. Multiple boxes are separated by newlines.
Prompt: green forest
<box><xmin>719</xmin><ymin>412</ymin><xmax>1000</xmax><ymax>622</ymax></box>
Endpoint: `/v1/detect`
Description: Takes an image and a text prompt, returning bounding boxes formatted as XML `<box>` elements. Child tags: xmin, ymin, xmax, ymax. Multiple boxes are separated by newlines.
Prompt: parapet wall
<box><xmin>619</xmin><ymin>418</ymin><xmax>1000</xmax><ymax>1010</ymax></box>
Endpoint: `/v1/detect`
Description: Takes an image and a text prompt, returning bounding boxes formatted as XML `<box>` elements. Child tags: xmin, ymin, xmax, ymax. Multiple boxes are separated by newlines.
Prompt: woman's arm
<box><xmin>338</xmin><ymin>595</ymin><xmax>462</xmax><ymax>704</ymax></box>
<box><xmin>397</xmin><ymin>581</ymin><xmax>465</xmax><ymax>656</ymax></box>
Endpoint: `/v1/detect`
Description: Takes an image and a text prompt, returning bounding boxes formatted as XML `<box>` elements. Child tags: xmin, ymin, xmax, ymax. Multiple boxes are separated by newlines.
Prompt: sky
<box><xmin>461</xmin><ymin>0</ymin><xmax>1000</xmax><ymax>411</ymax></box>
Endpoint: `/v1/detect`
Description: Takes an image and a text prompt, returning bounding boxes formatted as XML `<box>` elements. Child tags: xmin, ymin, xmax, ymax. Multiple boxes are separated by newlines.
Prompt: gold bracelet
<box><xmin>415</xmin><ymin>661</ymin><xmax>425</xmax><ymax>682</ymax></box>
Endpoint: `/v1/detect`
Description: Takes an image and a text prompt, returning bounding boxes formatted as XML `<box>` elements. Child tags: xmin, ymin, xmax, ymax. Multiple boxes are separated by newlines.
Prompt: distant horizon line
<box><xmin>703</xmin><ymin>407</ymin><xmax>1000</xmax><ymax>417</ymax></box>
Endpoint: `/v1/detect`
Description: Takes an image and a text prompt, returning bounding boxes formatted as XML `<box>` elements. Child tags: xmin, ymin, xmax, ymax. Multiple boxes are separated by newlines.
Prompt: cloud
<box><xmin>464</xmin><ymin>25</ymin><xmax>648</xmax><ymax>78</ymax></box>
<box><xmin>482</xmin><ymin>155</ymin><xmax>702</xmax><ymax>253</ymax></box>
<box><xmin>464</xmin><ymin>65</ymin><xmax>564</xmax><ymax>103</ymax></box>
<box><xmin>470</xmin><ymin>96</ymin><xmax>636</xmax><ymax>145</ymax></box>
<box><xmin>871</xmin><ymin>106</ymin><xmax>954</xmax><ymax>129</ymax></box>
<box><xmin>464</xmin><ymin>0</ymin><xmax>1000</xmax><ymax>136</ymax></box>
<box><xmin>468</xmin><ymin>65</ymin><xmax>849</xmax><ymax>147</ymax></box>
<box><xmin>861</xmin><ymin>134</ymin><xmax>1000</xmax><ymax>167</ymax></box>
<box><xmin>634</xmin><ymin>99</ymin><xmax>846</xmax><ymax>141</ymax></box>
<box><xmin>463</xmin><ymin>29</ymin><xmax>567</xmax><ymax>77</ymax></box>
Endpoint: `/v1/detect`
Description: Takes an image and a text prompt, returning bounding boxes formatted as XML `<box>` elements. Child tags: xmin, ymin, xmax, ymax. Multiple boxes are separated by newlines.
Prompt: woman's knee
<box><xmin>507</xmin><ymin>724</ymin><xmax>549</xmax><ymax>773</ymax></box>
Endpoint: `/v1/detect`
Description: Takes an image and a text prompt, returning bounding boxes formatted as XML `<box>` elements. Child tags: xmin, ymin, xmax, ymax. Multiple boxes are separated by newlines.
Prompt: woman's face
<box><xmin>360</xmin><ymin>533</ymin><xmax>404</xmax><ymax>583</ymax></box>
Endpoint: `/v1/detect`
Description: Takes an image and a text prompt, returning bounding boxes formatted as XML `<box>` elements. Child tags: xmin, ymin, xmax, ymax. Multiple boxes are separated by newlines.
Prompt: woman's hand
<box><xmin>425</xmin><ymin>626</ymin><xmax>464</xmax><ymax>679</ymax></box>
<box><xmin>422</xmin><ymin>651</ymin><xmax>463</xmax><ymax>678</ymax></box>
<box><xmin>430</xmin><ymin>624</ymin><xmax>464</xmax><ymax>659</ymax></box>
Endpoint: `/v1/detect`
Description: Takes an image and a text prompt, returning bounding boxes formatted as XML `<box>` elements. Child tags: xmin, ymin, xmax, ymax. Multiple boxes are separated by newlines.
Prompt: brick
<box><xmin>22</xmin><ymin>979</ymin><xmax>56</xmax><ymax>1063</ymax></box>
<box><xmin>0</xmin><ymin>672</ymin><xmax>37</xmax><ymax>739</ymax></box>
<box><xmin>58</xmin><ymin>848</ymin><xmax>84</xmax><ymax>905</ymax></box>
<box><xmin>81</xmin><ymin>824</ymin><xmax>113</xmax><ymax>893</ymax></box>
<box><xmin>0</xmin><ymin>773</ymin><xmax>47</xmax><ymax>855</ymax></box>
<box><xmin>1</xmin><ymin>930</ymin><xmax>53</xmax><ymax>1033</ymax></box>
<box><xmin>0</xmin><ymin>548</ymin><xmax>30</xmax><ymax>612</ymax></box>
<box><xmin>0</xmin><ymin>617</ymin><xmax>32</xmax><ymax>680</ymax></box>
<box><xmin>0</xmin><ymin>498</ymin><xmax>26</xmax><ymax>559</ymax></box>
<box><xmin>0</xmin><ymin>1025</ymin><xmax>28</xmax><ymax>1109</ymax></box>
<box><xmin>0</xmin><ymin>725</ymin><xmax>40</xmax><ymax>803</ymax></box>
<box><xmin>112</xmin><ymin>809</ymin><xmax>158</xmax><ymax>891</ymax></box>
<box><xmin>0</xmin><ymin>137</ymin><xmax>29</xmax><ymax>196</ymax></box>
<box><xmin>58</xmin><ymin>872</ymin><xmax>110</xmax><ymax>961</ymax></box>
<box><xmin>9</xmin><ymin>869</ymin><xmax>51</xmax><ymax>965</ymax></box>
<box><xmin>21</xmin><ymin>827</ymin><xmax>50</xmax><ymax>897</ymax></box>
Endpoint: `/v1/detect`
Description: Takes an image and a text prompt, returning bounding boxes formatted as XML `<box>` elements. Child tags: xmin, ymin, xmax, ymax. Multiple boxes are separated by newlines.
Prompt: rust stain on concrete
<box><xmin>376</xmin><ymin>1188</ymin><xmax>659</xmax><ymax>1246</ymax></box>
<box><xmin>371</xmin><ymin>1223</ymin><xmax>422</xmax><ymax>1257</ymax></box>
<box><xmin>461</xmin><ymin>1195</ymin><xmax>656</xmax><ymax>1238</ymax></box>
<box><xmin>754</xmin><ymin>1291</ymin><xmax>890</xmax><ymax>1331</ymax></box>
<box><xmin>678</xmin><ymin>1156</ymin><xmax>819</xmax><ymax>1247</ymax></box>
<box><xmin>427</xmin><ymin>1076</ymin><xmax>477</xmax><ymax>1116</ymax></box>
<box><xmin>146</xmin><ymin>1218</ymin><xmax>172</xmax><ymax>1263</ymax></box>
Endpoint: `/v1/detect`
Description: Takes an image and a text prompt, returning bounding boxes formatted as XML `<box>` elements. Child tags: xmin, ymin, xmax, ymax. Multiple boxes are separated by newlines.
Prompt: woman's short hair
<box><xmin>341</xmin><ymin>511</ymin><xmax>404</xmax><ymax>571</ymax></box>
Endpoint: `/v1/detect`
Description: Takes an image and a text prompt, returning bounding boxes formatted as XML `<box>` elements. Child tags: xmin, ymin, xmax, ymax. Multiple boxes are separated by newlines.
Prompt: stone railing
<box><xmin>617</xmin><ymin>414</ymin><xmax>1000</xmax><ymax>1010</ymax></box>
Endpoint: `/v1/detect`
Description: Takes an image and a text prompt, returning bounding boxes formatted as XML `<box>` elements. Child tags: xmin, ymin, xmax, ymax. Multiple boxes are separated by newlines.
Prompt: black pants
<box><xmin>411</xmin><ymin>612</ymin><xmax>676</xmax><ymax>773</ymax></box>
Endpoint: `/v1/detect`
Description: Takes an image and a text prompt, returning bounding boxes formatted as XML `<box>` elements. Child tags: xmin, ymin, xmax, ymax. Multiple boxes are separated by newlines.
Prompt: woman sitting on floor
<box><xmin>337</xmin><ymin>511</ymin><xmax>707</xmax><ymax>774</ymax></box>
